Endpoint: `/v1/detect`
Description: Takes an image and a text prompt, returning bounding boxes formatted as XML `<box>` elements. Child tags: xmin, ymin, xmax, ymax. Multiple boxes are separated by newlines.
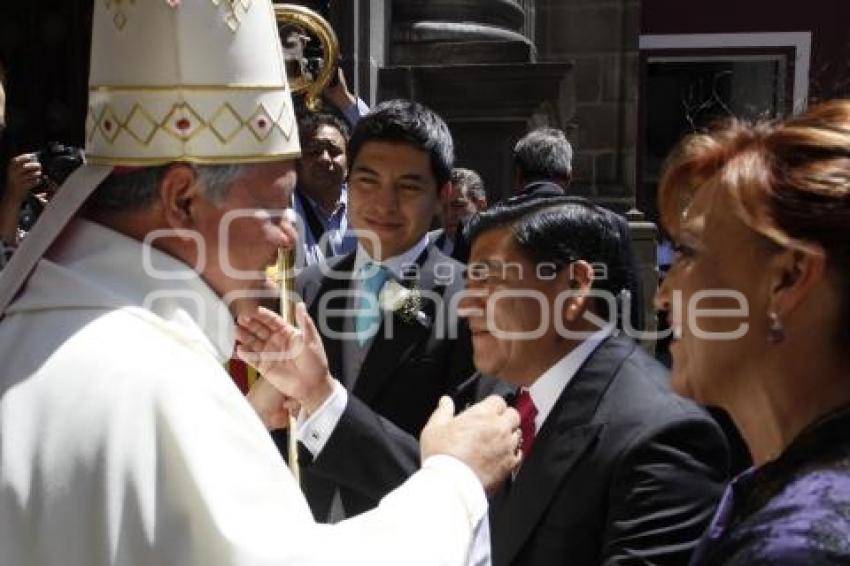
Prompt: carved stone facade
<box><xmin>374</xmin><ymin>0</ymin><xmax>573</xmax><ymax>202</ymax></box>
<box><xmin>390</xmin><ymin>0</ymin><xmax>534</xmax><ymax>65</ymax></box>
<box><xmin>537</xmin><ymin>0</ymin><xmax>641</xmax><ymax>212</ymax></box>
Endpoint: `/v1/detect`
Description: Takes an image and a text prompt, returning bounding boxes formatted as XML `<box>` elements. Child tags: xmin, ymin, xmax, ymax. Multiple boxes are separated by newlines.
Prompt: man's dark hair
<box><xmin>513</xmin><ymin>127</ymin><xmax>573</xmax><ymax>185</ymax></box>
<box><xmin>467</xmin><ymin>196</ymin><xmax>628</xmax><ymax>319</ymax></box>
<box><xmin>451</xmin><ymin>167</ymin><xmax>485</xmax><ymax>201</ymax></box>
<box><xmin>348</xmin><ymin>99</ymin><xmax>454</xmax><ymax>187</ymax></box>
<box><xmin>297</xmin><ymin>112</ymin><xmax>350</xmax><ymax>146</ymax></box>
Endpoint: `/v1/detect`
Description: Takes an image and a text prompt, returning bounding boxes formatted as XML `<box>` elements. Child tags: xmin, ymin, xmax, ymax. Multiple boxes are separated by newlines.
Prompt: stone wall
<box><xmin>536</xmin><ymin>0</ymin><xmax>640</xmax><ymax>213</ymax></box>
<box><xmin>379</xmin><ymin>0</ymin><xmax>573</xmax><ymax>203</ymax></box>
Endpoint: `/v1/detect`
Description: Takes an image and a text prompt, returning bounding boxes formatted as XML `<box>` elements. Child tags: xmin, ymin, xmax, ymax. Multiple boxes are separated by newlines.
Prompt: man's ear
<box><xmin>158</xmin><ymin>164</ymin><xmax>201</xmax><ymax>231</ymax></box>
<box><xmin>561</xmin><ymin>260</ymin><xmax>594</xmax><ymax>323</ymax></box>
<box><xmin>767</xmin><ymin>245</ymin><xmax>827</xmax><ymax>318</ymax></box>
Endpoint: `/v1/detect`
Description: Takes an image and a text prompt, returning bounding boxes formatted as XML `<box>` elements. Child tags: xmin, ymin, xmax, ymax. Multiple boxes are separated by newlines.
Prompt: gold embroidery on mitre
<box><xmin>124</xmin><ymin>104</ymin><xmax>160</xmax><ymax>145</ymax></box>
<box><xmin>209</xmin><ymin>103</ymin><xmax>245</xmax><ymax>143</ymax></box>
<box><xmin>85</xmin><ymin>98</ymin><xmax>294</xmax><ymax>148</ymax></box>
<box><xmin>104</xmin><ymin>0</ymin><xmax>136</xmax><ymax>31</ymax></box>
<box><xmin>210</xmin><ymin>0</ymin><xmax>253</xmax><ymax>32</ymax></box>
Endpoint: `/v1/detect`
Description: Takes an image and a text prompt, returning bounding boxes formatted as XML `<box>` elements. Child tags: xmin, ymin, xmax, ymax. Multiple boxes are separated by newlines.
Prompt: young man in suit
<box><xmin>459</xmin><ymin>196</ymin><xmax>728</xmax><ymax>565</ymax></box>
<box><xmin>282</xmin><ymin>99</ymin><xmax>476</xmax><ymax>521</ymax></box>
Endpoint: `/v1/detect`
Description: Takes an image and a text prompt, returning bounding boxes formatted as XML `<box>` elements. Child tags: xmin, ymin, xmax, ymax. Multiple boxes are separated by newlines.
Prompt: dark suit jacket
<box><xmin>485</xmin><ymin>336</ymin><xmax>728</xmax><ymax>566</ymax></box>
<box><xmin>289</xmin><ymin>333</ymin><xmax>728</xmax><ymax>564</ymax></box>
<box><xmin>278</xmin><ymin>244</ymin><xmax>475</xmax><ymax>519</ymax></box>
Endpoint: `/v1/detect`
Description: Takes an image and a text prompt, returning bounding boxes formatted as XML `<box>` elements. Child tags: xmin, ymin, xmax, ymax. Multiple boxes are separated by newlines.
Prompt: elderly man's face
<box><xmin>193</xmin><ymin>160</ymin><xmax>298</xmax><ymax>318</ymax></box>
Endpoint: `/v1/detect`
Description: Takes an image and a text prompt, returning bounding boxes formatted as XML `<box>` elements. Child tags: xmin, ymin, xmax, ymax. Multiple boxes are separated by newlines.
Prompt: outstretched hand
<box><xmin>236</xmin><ymin>303</ymin><xmax>334</xmax><ymax>415</ymax></box>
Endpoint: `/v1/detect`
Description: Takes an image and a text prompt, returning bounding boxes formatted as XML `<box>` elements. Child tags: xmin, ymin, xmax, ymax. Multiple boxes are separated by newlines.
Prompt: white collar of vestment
<box><xmin>6</xmin><ymin>218</ymin><xmax>235</xmax><ymax>363</ymax></box>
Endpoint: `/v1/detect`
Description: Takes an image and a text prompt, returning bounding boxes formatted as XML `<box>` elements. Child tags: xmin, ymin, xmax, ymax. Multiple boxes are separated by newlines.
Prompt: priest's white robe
<box><xmin>0</xmin><ymin>219</ymin><xmax>485</xmax><ymax>566</ymax></box>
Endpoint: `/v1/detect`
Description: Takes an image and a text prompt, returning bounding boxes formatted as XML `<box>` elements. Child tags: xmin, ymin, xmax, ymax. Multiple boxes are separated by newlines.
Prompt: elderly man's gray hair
<box><xmin>86</xmin><ymin>164</ymin><xmax>248</xmax><ymax>213</ymax></box>
<box><xmin>513</xmin><ymin>127</ymin><xmax>573</xmax><ymax>183</ymax></box>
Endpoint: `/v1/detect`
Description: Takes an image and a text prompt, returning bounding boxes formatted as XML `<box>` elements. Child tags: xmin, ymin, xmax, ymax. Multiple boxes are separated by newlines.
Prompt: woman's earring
<box><xmin>767</xmin><ymin>311</ymin><xmax>786</xmax><ymax>345</ymax></box>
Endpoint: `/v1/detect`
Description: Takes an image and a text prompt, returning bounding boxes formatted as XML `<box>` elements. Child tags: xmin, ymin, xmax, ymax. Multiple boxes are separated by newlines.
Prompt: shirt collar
<box><xmin>353</xmin><ymin>234</ymin><xmax>430</xmax><ymax>282</ymax></box>
<box><xmin>298</xmin><ymin>184</ymin><xmax>348</xmax><ymax>218</ymax></box>
<box><xmin>527</xmin><ymin>328</ymin><xmax>611</xmax><ymax>432</ymax></box>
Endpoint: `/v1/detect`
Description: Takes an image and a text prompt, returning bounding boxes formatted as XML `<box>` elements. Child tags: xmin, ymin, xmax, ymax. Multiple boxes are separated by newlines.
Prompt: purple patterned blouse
<box><xmin>690</xmin><ymin>406</ymin><xmax>850</xmax><ymax>565</ymax></box>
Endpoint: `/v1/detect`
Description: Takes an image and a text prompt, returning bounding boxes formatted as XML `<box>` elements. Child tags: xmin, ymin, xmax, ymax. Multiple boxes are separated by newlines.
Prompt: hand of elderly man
<box><xmin>236</xmin><ymin>303</ymin><xmax>335</xmax><ymax>416</ymax></box>
<box><xmin>421</xmin><ymin>396</ymin><xmax>522</xmax><ymax>494</ymax></box>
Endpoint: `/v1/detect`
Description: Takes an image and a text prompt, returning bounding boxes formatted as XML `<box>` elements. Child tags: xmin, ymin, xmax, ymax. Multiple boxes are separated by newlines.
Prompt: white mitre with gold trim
<box><xmin>0</xmin><ymin>0</ymin><xmax>299</xmax><ymax>313</ymax></box>
<box><xmin>88</xmin><ymin>0</ymin><xmax>298</xmax><ymax>165</ymax></box>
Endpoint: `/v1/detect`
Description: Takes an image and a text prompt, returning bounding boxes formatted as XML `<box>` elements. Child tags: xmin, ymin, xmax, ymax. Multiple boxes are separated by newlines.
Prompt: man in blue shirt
<box><xmin>293</xmin><ymin>112</ymin><xmax>358</xmax><ymax>266</ymax></box>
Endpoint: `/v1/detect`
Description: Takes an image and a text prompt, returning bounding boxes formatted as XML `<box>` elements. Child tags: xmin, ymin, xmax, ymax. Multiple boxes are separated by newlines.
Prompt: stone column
<box><xmin>379</xmin><ymin>0</ymin><xmax>573</xmax><ymax>203</ymax></box>
<box><xmin>390</xmin><ymin>0</ymin><xmax>533</xmax><ymax>64</ymax></box>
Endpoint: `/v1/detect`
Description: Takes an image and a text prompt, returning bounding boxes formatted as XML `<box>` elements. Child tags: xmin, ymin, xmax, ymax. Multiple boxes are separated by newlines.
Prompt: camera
<box><xmin>33</xmin><ymin>142</ymin><xmax>84</xmax><ymax>193</ymax></box>
<box><xmin>17</xmin><ymin>142</ymin><xmax>84</xmax><ymax>232</ymax></box>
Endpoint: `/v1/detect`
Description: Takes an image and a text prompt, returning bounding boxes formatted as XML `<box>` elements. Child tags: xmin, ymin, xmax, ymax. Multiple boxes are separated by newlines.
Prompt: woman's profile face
<box><xmin>656</xmin><ymin>186</ymin><xmax>773</xmax><ymax>407</ymax></box>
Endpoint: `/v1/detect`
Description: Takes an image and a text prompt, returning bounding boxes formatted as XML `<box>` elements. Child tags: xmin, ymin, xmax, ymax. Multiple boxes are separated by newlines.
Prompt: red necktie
<box><xmin>514</xmin><ymin>389</ymin><xmax>538</xmax><ymax>458</ymax></box>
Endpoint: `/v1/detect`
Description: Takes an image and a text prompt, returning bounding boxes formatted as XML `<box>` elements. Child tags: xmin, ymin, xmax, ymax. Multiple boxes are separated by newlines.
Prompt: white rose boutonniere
<box><xmin>379</xmin><ymin>279</ymin><xmax>428</xmax><ymax>325</ymax></box>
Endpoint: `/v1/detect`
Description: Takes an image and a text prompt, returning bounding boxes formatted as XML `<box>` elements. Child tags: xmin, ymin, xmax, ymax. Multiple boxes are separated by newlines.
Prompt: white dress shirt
<box><xmin>526</xmin><ymin>328</ymin><xmax>612</xmax><ymax>434</ymax></box>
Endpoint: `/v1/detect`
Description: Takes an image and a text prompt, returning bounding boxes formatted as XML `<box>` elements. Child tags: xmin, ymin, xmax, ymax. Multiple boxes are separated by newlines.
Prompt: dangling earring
<box><xmin>767</xmin><ymin>311</ymin><xmax>786</xmax><ymax>345</ymax></box>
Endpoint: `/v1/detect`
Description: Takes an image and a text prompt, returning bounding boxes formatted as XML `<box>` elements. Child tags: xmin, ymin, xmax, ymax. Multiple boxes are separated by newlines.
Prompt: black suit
<box><xmin>280</xmin><ymin>245</ymin><xmax>474</xmax><ymax>519</ymax></box>
<box><xmin>485</xmin><ymin>336</ymin><xmax>727</xmax><ymax>566</ymax></box>
<box><xmin>292</xmin><ymin>333</ymin><xmax>728</xmax><ymax>563</ymax></box>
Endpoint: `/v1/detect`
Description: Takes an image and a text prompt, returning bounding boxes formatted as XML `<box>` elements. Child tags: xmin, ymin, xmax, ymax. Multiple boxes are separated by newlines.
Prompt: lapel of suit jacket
<box><xmin>491</xmin><ymin>336</ymin><xmax>637</xmax><ymax>566</ymax></box>
<box><xmin>304</xmin><ymin>253</ymin><xmax>356</xmax><ymax>384</ymax></box>
<box><xmin>353</xmin><ymin>246</ymin><xmax>447</xmax><ymax>404</ymax></box>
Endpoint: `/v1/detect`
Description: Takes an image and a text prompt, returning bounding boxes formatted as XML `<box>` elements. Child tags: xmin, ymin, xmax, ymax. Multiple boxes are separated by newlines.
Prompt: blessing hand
<box><xmin>236</xmin><ymin>303</ymin><xmax>334</xmax><ymax>416</ymax></box>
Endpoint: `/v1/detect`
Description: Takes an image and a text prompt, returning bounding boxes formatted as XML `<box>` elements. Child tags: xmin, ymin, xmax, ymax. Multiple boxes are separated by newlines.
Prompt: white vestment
<box><xmin>0</xmin><ymin>219</ymin><xmax>485</xmax><ymax>566</ymax></box>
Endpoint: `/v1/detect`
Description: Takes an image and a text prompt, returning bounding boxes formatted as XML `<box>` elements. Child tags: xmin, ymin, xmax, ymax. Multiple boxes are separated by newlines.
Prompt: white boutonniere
<box><xmin>379</xmin><ymin>279</ymin><xmax>427</xmax><ymax>325</ymax></box>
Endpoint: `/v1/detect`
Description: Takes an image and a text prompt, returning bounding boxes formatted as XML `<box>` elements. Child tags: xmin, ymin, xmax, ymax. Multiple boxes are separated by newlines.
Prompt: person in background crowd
<box><xmin>0</xmin><ymin>63</ymin><xmax>41</xmax><ymax>268</ymax></box>
<box><xmin>293</xmin><ymin>112</ymin><xmax>357</xmax><ymax>266</ymax></box>
<box><xmin>656</xmin><ymin>100</ymin><xmax>850</xmax><ymax>565</ymax></box>
<box><xmin>0</xmin><ymin>62</ymin><xmax>84</xmax><ymax>269</ymax></box>
<box><xmin>430</xmin><ymin>167</ymin><xmax>487</xmax><ymax>261</ymax></box>
<box><xmin>513</xmin><ymin>127</ymin><xmax>571</xmax><ymax>196</ymax></box>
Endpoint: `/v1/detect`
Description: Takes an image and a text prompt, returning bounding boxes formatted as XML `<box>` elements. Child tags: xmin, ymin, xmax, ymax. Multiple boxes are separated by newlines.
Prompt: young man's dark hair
<box><xmin>348</xmin><ymin>99</ymin><xmax>454</xmax><ymax>188</ymax></box>
<box><xmin>297</xmin><ymin>112</ymin><xmax>350</xmax><ymax>146</ymax></box>
<box><xmin>467</xmin><ymin>196</ymin><xmax>629</xmax><ymax>322</ymax></box>
<box><xmin>513</xmin><ymin>127</ymin><xmax>573</xmax><ymax>188</ymax></box>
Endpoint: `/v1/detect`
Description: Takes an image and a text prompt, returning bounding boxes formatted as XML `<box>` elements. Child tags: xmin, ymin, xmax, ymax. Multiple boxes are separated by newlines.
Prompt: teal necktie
<box><xmin>355</xmin><ymin>263</ymin><xmax>390</xmax><ymax>346</ymax></box>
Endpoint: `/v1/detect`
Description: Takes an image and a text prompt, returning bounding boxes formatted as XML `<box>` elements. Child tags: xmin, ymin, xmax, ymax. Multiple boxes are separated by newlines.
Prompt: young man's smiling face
<box><xmin>347</xmin><ymin>141</ymin><xmax>441</xmax><ymax>261</ymax></box>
